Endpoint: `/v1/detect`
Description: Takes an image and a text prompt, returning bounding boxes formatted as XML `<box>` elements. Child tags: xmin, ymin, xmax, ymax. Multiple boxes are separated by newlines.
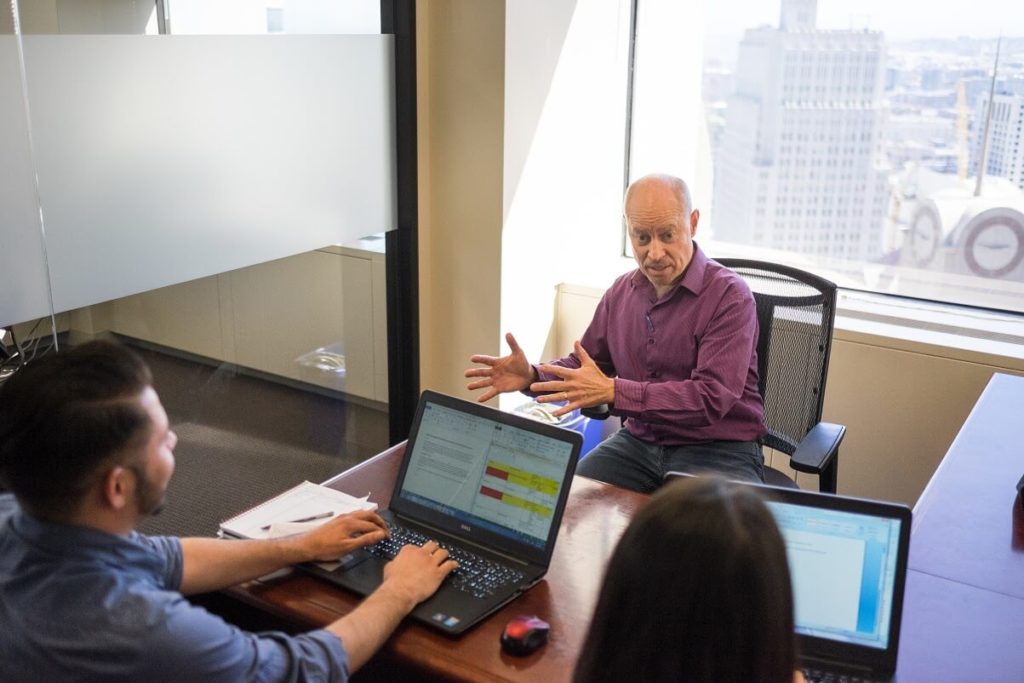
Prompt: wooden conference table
<box><xmin>227</xmin><ymin>442</ymin><xmax>647</xmax><ymax>681</ymax></box>
<box><xmin>227</xmin><ymin>373</ymin><xmax>1024</xmax><ymax>681</ymax></box>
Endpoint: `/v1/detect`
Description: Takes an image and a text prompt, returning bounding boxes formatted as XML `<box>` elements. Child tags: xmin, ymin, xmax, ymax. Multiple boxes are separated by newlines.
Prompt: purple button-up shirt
<box><xmin>541</xmin><ymin>245</ymin><xmax>766</xmax><ymax>446</ymax></box>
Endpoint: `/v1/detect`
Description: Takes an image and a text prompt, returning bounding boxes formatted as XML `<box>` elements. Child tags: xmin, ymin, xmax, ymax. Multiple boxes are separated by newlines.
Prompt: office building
<box><xmin>970</xmin><ymin>91</ymin><xmax>1024</xmax><ymax>190</ymax></box>
<box><xmin>712</xmin><ymin>0</ymin><xmax>890</xmax><ymax>261</ymax></box>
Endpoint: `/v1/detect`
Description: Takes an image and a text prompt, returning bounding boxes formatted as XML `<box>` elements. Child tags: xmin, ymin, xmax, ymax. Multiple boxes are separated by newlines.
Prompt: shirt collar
<box><xmin>679</xmin><ymin>242</ymin><xmax>708</xmax><ymax>295</ymax></box>
<box><xmin>629</xmin><ymin>241</ymin><xmax>708</xmax><ymax>300</ymax></box>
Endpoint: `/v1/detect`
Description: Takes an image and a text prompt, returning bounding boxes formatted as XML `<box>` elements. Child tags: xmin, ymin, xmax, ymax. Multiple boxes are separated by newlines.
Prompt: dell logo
<box><xmin>460</xmin><ymin>524</ymin><xmax>471</xmax><ymax>532</ymax></box>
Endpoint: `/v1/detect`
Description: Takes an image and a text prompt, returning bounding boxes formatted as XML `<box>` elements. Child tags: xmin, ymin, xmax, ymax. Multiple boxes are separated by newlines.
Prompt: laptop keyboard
<box><xmin>801</xmin><ymin>668</ymin><xmax>885</xmax><ymax>683</ymax></box>
<box><xmin>367</xmin><ymin>523</ymin><xmax>526</xmax><ymax>600</ymax></box>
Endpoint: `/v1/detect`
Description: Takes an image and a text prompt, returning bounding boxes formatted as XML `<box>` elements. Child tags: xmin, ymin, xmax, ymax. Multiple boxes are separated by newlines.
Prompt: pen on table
<box><xmin>261</xmin><ymin>511</ymin><xmax>334</xmax><ymax>531</ymax></box>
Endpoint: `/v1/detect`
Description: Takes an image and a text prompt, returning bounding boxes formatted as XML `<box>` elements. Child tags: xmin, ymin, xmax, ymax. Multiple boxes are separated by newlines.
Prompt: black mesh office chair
<box><xmin>582</xmin><ymin>259</ymin><xmax>845</xmax><ymax>493</ymax></box>
<box><xmin>715</xmin><ymin>258</ymin><xmax>845</xmax><ymax>493</ymax></box>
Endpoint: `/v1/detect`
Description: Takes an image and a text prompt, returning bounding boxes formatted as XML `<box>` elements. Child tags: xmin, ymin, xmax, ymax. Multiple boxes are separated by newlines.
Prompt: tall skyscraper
<box><xmin>970</xmin><ymin>91</ymin><xmax>1024</xmax><ymax>191</ymax></box>
<box><xmin>712</xmin><ymin>0</ymin><xmax>890</xmax><ymax>261</ymax></box>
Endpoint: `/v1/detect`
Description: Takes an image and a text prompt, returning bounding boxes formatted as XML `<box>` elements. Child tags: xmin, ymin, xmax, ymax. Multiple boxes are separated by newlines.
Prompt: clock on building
<box><xmin>963</xmin><ymin>209</ymin><xmax>1024</xmax><ymax>278</ymax></box>
<box><xmin>908</xmin><ymin>206</ymin><xmax>941</xmax><ymax>267</ymax></box>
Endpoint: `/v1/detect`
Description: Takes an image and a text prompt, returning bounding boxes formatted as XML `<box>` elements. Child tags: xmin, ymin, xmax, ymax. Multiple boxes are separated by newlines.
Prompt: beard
<box><xmin>129</xmin><ymin>465</ymin><xmax>167</xmax><ymax>517</ymax></box>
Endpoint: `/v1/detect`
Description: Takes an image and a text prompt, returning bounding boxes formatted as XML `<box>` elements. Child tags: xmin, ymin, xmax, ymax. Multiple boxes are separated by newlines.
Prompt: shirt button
<box><xmin>648</xmin><ymin>338</ymin><xmax>655</xmax><ymax>345</ymax></box>
<box><xmin>650</xmin><ymin>372</ymin><xmax>659</xmax><ymax>378</ymax></box>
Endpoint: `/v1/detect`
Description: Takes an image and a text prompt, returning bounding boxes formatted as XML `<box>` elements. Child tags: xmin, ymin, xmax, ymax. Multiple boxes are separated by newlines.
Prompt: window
<box><xmin>165</xmin><ymin>0</ymin><xmax>380</xmax><ymax>35</ymax></box>
<box><xmin>629</xmin><ymin>0</ymin><xmax>1024</xmax><ymax>314</ymax></box>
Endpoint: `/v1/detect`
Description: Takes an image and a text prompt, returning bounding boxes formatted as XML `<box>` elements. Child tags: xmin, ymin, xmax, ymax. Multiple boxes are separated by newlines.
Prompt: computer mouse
<box><xmin>500</xmin><ymin>615</ymin><xmax>550</xmax><ymax>656</ymax></box>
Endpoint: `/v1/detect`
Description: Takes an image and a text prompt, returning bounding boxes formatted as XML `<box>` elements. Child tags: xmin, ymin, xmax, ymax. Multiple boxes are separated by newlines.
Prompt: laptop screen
<box><xmin>397</xmin><ymin>399</ymin><xmax>577</xmax><ymax>550</ymax></box>
<box><xmin>767</xmin><ymin>500</ymin><xmax>904</xmax><ymax>650</ymax></box>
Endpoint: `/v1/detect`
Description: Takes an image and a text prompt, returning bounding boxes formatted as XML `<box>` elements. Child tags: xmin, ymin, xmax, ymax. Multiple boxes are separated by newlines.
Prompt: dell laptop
<box><xmin>304</xmin><ymin>390</ymin><xmax>582</xmax><ymax>635</ymax></box>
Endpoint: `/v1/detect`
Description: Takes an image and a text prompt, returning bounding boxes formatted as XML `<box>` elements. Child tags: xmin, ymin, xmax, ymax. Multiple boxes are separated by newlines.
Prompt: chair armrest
<box><xmin>789</xmin><ymin>422</ymin><xmax>846</xmax><ymax>474</ymax></box>
<box><xmin>581</xmin><ymin>404</ymin><xmax>612</xmax><ymax>420</ymax></box>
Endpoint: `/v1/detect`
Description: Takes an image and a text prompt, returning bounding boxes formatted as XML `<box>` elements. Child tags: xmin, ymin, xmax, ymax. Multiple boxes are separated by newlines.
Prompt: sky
<box><xmin>704</xmin><ymin>0</ymin><xmax>1022</xmax><ymax>42</ymax></box>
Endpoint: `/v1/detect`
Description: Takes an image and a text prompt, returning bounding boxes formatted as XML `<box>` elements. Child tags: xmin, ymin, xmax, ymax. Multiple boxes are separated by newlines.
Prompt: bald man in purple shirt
<box><xmin>466</xmin><ymin>174</ymin><xmax>767</xmax><ymax>493</ymax></box>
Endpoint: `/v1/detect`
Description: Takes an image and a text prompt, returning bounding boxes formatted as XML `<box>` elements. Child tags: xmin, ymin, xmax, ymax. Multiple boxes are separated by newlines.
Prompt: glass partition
<box><xmin>2</xmin><ymin>0</ymin><xmax>397</xmax><ymax>538</ymax></box>
<box><xmin>0</xmin><ymin>2</ymin><xmax>59</xmax><ymax>383</ymax></box>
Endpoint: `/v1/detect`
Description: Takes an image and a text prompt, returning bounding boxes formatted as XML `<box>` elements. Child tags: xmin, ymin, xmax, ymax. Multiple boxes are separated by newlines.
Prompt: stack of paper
<box><xmin>219</xmin><ymin>480</ymin><xmax>377</xmax><ymax>540</ymax></box>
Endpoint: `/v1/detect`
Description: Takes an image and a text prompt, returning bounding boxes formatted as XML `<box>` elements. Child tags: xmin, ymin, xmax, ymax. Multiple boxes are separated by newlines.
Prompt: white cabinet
<box><xmin>83</xmin><ymin>243</ymin><xmax>388</xmax><ymax>404</ymax></box>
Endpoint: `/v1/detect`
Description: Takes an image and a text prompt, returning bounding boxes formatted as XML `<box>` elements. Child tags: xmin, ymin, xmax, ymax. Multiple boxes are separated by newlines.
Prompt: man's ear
<box><xmin>100</xmin><ymin>465</ymin><xmax>133</xmax><ymax>511</ymax></box>
<box><xmin>689</xmin><ymin>209</ymin><xmax>700</xmax><ymax>236</ymax></box>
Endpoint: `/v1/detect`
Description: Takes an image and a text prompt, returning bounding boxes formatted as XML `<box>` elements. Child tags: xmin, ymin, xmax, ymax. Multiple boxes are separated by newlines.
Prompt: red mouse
<box><xmin>500</xmin><ymin>615</ymin><xmax>550</xmax><ymax>656</ymax></box>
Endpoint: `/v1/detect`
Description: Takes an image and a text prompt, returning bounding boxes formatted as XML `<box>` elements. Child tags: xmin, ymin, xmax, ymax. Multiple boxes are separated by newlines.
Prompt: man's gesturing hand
<box><xmin>465</xmin><ymin>332</ymin><xmax>536</xmax><ymax>402</ymax></box>
<box><xmin>533</xmin><ymin>341</ymin><xmax>614</xmax><ymax>417</ymax></box>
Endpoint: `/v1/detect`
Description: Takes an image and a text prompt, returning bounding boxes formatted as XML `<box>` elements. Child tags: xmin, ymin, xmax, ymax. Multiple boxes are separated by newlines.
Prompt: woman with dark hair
<box><xmin>574</xmin><ymin>476</ymin><xmax>803</xmax><ymax>683</ymax></box>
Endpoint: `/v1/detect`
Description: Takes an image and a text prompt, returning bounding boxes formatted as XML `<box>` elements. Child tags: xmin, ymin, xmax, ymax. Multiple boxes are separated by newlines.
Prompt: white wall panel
<box><xmin>2</xmin><ymin>34</ymin><xmax>395</xmax><ymax>322</ymax></box>
<box><xmin>0</xmin><ymin>37</ymin><xmax>51</xmax><ymax>327</ymax></box>
<box><xmin>500</xmin><ymin>0</ymin><xmax>632</xmax><ymax>409</ymax></box>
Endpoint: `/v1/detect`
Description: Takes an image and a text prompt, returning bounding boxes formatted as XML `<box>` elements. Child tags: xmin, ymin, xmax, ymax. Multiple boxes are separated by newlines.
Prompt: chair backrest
<box><xmin>715</xmin><ymin>259</ymin><xmax>837</xmax><ymax>456</ymax></box>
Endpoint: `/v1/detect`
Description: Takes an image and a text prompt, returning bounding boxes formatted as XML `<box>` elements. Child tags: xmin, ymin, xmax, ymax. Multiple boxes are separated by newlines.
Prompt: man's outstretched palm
<box><xmin>465</xmin><ymin>332</ymin><xmax>535</xmax><ymax>402</ymax></box>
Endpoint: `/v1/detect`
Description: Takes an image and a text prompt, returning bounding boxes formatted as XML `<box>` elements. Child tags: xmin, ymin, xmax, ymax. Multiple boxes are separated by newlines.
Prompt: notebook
<box><xmin>664</xmin><ymin>473</ymin><xmax>910</xmax><ymax>681</ymax></box>
<box><xmin>764</xmin><ymin>487</ymin><xmax>911</xmax><ymax>683</ymax></box>
<box><xmin>302</xmin><ymin>390</ymin><xmax>582</xmax><ymax>635</ymax></box>
<box><xmin>219</xmin><ymin>481</ymin><xmax>376</xmax><ymax>540</ymax></box>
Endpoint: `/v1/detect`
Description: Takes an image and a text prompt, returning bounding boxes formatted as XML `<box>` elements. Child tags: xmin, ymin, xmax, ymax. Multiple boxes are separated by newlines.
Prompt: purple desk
<box><xmin>896</xmin><ymin>373</ymin><xmax>1024</xmax><ymax>682</ymax></box>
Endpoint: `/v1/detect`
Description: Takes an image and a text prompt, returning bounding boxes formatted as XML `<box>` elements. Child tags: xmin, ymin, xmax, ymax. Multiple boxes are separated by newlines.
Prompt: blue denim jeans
<box><xmin>575</xmin><ymin>429</ymin><xmax>764</xmax><ymax>493</ymax></box>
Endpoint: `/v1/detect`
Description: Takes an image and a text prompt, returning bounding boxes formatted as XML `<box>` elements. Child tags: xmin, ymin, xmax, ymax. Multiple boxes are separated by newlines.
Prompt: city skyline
<box><xmin>702</xmin><ymin>1</ymin><xmax>1022</xmax><ymax>66</ymax></box>
<box><xmin>703</xmin><ymin>0</ymin><xmax>1021</xmax><ymax>42</ymax></box>
<box><xmin>702</xmin><ymin>0</ymin><xmax>1024</xmax><ymax>305</ymax></box>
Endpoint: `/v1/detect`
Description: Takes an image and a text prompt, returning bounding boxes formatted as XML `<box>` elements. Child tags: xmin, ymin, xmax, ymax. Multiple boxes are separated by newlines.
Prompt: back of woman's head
<box><xmin>573</xmin><ymin>476</ymin><xmax>797</xmax><ymax>683</ymax></box>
